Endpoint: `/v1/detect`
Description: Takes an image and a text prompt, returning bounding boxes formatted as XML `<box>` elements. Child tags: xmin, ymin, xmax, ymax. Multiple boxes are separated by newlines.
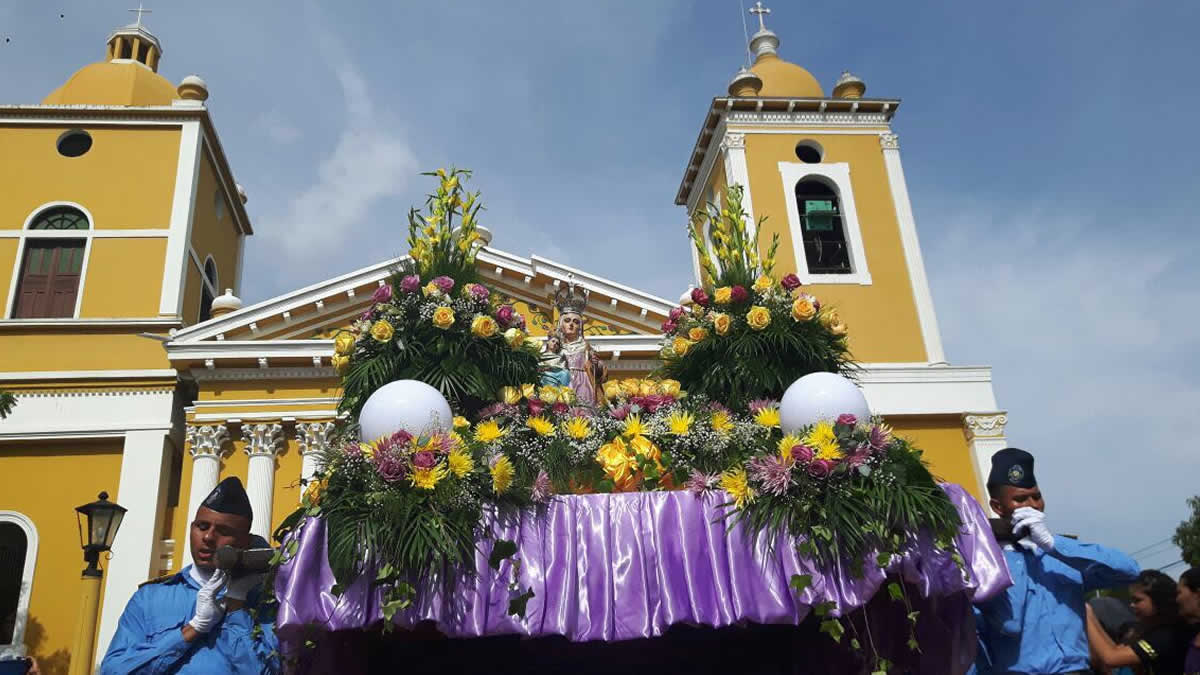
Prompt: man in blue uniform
<box><xmin>100</xmin><ymin>477</ymin><xmax>279</xmax><ymax>674</ymax></box>
<box><xmin>974</xmin><ymin>448</ymin><xmax>1139</xmax><ymax>674</ymax></box>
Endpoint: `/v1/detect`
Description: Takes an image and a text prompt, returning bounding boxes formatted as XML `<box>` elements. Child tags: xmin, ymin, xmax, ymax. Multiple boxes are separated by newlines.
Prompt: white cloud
<box><xmin>925</xmin><ymin>199</ymin><xmax>1200</xmax><ymax>563</ymax></box>
<box><xmin>255</xmin><ymin>110</ymin><xmax>301</xmax><ymax>145</ymax></box>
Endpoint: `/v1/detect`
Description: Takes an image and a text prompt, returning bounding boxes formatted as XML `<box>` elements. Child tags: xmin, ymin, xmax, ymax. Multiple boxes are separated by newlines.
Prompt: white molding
<box><xmin>0</xmin><ymin>111</ymin><xmax>194</xmax><ymax>125</ymax></box>
<box><xmin>725</xmin><ymin>127</ymin><xmax>893</xmax><ymax>136</ymax></box>
<box><xmin>0</xmin><ymin>317</ymin><xmax>181</xmax><ymax>330</ymax></box>
<box><xmin>19</xmin><ymin>201</ymin><xmax>96</xmax><ymax>230</ymax></box>
<box><xmin>0</xmin><ymin>228</ymin><xmax>169</xmax><ymax>239</ymax></box>
<box><xmin>0</xmin><ymin>511</ymin><xmax>38</xmax><ymax>658</ymax></box>
<box><xmin>880</xmin><ymin>134</ymin><xmax>947</xmax><ymax>364</ymax></box>
<box><xmin>527</xmin><ymin>254</ymin><xmax>676</xmax><ymax>316</ymax></box>
<box><xmin>726</xmin><ymin>110</ymin><xmax>892</xmax><ymax>127</ymax></box>
<box><xmin>193</xmin><ymin>396</ymin><xmax>339</xmax><ymax>409</ymax></box>
<box><xmin>777</xmin><ymin>161</ymin><xmax>872</xmax><ymax>285</ymax></box>
<box><xmin>0</xmin><ymin>368</ymin><xmax>176</xmax><ymax>382</ymax></box>
<box><xmin>684</xmin><ymin>118</ymin><xmax>729</xmax><ymax>215</ymax></box>
<box><xmin>0</xmin><ymin>387</ymin><xmax>176</xmax><ymax>440</ymax></box>
<box><xmin>159</xmin><ymin>120</ymin><xmax>202</xmax><ymax>316</ymax></box>
<box><xmin>189</xmin><ymin>410</ymin><xmax>338</xmax><ymax>423</ymax></box>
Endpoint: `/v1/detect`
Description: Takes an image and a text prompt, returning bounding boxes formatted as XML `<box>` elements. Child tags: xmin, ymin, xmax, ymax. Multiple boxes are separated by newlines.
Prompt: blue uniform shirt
<box><xmin>975</xmin><ymin>537</ymin><xmax>1138</xmax><ymax>674</ymax></box>
<box><xmin>100</xmin><ymin>565</ymin><xmax>279</xmax><ymax>674</ymax></box>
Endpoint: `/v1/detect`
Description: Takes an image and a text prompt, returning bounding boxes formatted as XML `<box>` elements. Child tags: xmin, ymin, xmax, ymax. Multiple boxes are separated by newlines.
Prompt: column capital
<box><xmin>963</xmin><ymin>412</ymin><xmax>1008</xmax><ymax>441</ymax></box>
<box><xmin>879</xmin><ymin>132</ymin><xmax>899</xmax><ymax>150</ymax></box>
<box><xmin>297</xmin><ymin>421</ymin><xmax>335</xmax><ymax>457</ymax></box>
<box><xmin>186</xmin><ymin>424</ymin><xmax>229</xmax><ymax>458</ymax></box>
<box><xmin>720</xmin><ymin>131</ymin><xmax>745</xmax><ymax>151</ymax></box>
<box><xmin>242</xmin><ymin>422</ymin><xmax>284</xmax><ymax>458</ymax></box>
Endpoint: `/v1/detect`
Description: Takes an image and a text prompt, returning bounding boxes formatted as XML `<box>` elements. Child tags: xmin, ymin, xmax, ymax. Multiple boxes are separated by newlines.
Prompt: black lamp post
<box><xmin>69</xmin><ymin>491</ymin><xmax>126</xmax><ymax>675</ymax></box>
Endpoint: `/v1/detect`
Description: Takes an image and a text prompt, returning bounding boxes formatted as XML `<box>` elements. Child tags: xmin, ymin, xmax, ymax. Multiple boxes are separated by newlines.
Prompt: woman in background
<box><xmin>1178</xmin><ymin>567</ymin><xmax>1200</xmax><ymax>675</ymax></box>
<box><xmin>1087</xmin><ymin>570</ymin><xmax>1191</xmax><ymax>674</ymax></box>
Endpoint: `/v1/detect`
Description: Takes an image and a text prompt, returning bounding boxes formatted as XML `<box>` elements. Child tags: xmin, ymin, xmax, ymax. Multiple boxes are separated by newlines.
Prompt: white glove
<box><xmin>188</xmin><ymin>569</ymin><xmax>228</xmax><ymax>633</ymax></box>
<box><xmin>1016</xmin><ymin>537</ymin><xmax>1040</xmax><ymax>553</ymax></box>
<box><xmin>225</xmin><ymin>572</ymin><xmax>267</xmax><ymax>602</ymax></box>
<box><xmin>1011</xmin><ymin>507</ymin><xmax>1055</xmax><ymax>552</ymax></box>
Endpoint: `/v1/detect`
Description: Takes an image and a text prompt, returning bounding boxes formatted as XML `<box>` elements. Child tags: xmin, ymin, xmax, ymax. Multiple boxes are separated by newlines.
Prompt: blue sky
<box><xmin>3</xmin><ymin>1</ymin><xmax>1198</xmax><ymax>570</ymax></box>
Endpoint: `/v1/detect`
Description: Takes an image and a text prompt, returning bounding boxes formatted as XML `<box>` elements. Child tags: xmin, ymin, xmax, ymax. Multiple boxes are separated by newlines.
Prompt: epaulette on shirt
<box><xmin>139</xmin><ymin>572</ymin><xmax>181</xmax><ymax>588</ymax></box>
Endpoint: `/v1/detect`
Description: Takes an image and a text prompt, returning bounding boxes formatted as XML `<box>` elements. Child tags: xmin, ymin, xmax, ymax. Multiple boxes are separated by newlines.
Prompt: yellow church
<box><xmin>0</xmin><ymin>12</ymin><xmax>1008</xmax><ymax>673</ymax></box>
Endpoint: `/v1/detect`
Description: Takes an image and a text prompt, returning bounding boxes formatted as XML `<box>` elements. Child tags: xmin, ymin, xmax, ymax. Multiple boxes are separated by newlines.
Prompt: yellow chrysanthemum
<box><xmin>410</xmin><ymin>463</ymin><xmax>448</xmax><ymax>490</ymax></box>
<box><xmin>623</xmin><ymin>413</ymin><xmax>647</xmax><ymax>438</ymax></box>
<box><xmin>667</xmin><ymin>410</ymin><xmax>694</xmax><ymax>436</ymax></box>
<box><xmin>778</xmin><ymin>434</ymin><xmax>803</xmax><ymax>461</ymax></box>
<box><xmin>474</xmin><ymin>420</ymin><xmax>508</xmax><ymax>444</ymax></box>
<box><xmin>452</xmin><ymin>415</ymin><xmax>470</xmax><ymax>429</ymax></box>
<box><xmin>562</xmin><ymin>416</ymin><xmax>593</xmax><ymax>441</ymax></box>
<box><xmin>711</xmin><ymin>410</ymin><xmax>734</xmax><ymax>434</ymax></box>
<box><xmin>447</xmin><ymin>449</ymin><xmax>474</xmax><ymax>478</ymax></box>
<box><xmin>802</xmin><ymin>421</ymin><xmax>837</xmax><ymax>449</ymax></box>
<box><xmin>720</xmin><ymin>468</ymin><xmax>755</xmax><ymax>508</ymax></box>
<box><xmin>753</xmin><ymin>406</ymin><xmax>781</xmax><ymax>428</ymax></box>
<box><xmin>491</xmin><ymin>455</ymin><xmax>515</xmax><ymax>494</ymax></box>
<box><xmin>526</xmin><ymin>415</ymin><xmax>556</xmax><ymax>437</ymax></box>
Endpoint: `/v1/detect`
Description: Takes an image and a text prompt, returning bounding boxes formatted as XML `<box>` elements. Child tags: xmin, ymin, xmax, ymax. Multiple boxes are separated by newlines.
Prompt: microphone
<box><xmin>214</xmin><ymin>545</ymin><xmax>276</xmax><ymax>573</ymax></box>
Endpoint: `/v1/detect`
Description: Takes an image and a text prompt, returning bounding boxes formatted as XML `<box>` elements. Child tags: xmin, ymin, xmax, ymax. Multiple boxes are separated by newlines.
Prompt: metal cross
<box><xmin>127</xmin><ymin>3</ymin><xmax>152</xmax><ymax>28</ymax></box>
<box><xmin>749</xmin><ymin>1</ymin><xmax>771</xmax><ymax>32</ymax></box>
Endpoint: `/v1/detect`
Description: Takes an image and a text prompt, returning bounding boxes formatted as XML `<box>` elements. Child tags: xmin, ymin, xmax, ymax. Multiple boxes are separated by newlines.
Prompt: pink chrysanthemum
<box><xmin>684</xmin><ymin>469</ymin><xmax>721</xmax><ymax>497</ymax></box>
<box><xmin>748</xmin><ymin>455</ymin><xmax>795</xmax><ymax>497</ymax></box>
<box><xmin>609</xmin><ymin>404</ymin><xmax>631</xmax><ymax>421</ymax></box>
<box><xmin>748</xmin><ymin>398</ymin><xmax>777</xmax><ymax>414</ymax></box>
<box><xmin>867</xmin><ymin>424</ymin><xmax>892</xmax><ymax>451</ymax></box>
<box><xmin>531</xmin><ymin>470</ymin><xmax>553</xmax><ymax>503</ymax></box>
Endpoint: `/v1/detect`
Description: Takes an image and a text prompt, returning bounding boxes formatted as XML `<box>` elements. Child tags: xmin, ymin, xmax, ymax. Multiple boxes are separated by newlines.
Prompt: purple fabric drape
<box><xmin>275</xmin><ymin>484</ymin><xmax>1008</xmax><ymax>673</ymax></box>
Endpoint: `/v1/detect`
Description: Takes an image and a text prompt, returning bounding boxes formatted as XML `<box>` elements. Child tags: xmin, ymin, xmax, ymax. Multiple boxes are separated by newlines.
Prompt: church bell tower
<box><xmin>676</xmin><ymin>3</ymin><xmax>946</xmax><ymax>366</ymax></box>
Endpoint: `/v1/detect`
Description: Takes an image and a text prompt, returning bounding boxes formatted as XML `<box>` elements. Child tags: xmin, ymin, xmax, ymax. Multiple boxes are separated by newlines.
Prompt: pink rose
<box><xmin>466</xmin><ymin>283</ymin><xmax>489</xmax><ymax>301</ymax></box>
<box><xmin>669</xmin><ymin>306</ymin><xmax>685</xmax><ymax>321</ymax></box>
<box><xmin>661</xmin><ymin>320</ymin><xmax>677</xmax><ymax>333</ymax></box>
<box><xmin>780</xmin><ymin>274</ymin><xmax>802</xmax><ymax>291</ymax></box>
<box><xmin>730</xmin><ymin>285</ymin><xmax>749</xmax><ymax>303</ymax></box>
<box><xmin>791</xmin><ymin>444</ymin><xmax>814</xmax><ymax>464</ymax></box>
<box><xmin>847</xmin><ymin>443</ymin><xmax>872</xmax><ymax>468</ymax></box>
<box><xmin>400</xmin><ymin>275</ymin><xmax>421</xmax><ymax>293</ymax></box>
<box><xmin>806</xmin><ymin>458</ymin><xmax>833</xmax><ymax>478</ymax></box>
<box><xmin>374</xmin><ymin>454</ymin><xmax>407</xmax><ymax>483</ymax></box>
<box><xmin>372</xmin><ymin>284</ymin><xmax>393</xmax><ymax>304</ymax></box>
<box><xmin>389</xmin><ymin>430</ymin><xmax>413</xmax><ymax>446</ymax></box>
<box><xmin>432</xmin><ymin>276</ymin><xmax>455</xmax><ymax>294</ymax></box>
<box><xmin>836</xmin><ymin>414</ymin><xmax>857</xmax><ymax>427</ymax></box>
<box><xmin>496</xmin><ymin>305</ymin><xmax>516</xmax><ymax>326</ymax></box>
<box><xmin>412</xmin><ymin>451</ymin><xmax>436</xmax><ymax>469</ymax></box>
<box><xmin>691</xmin><ymin>287</ymin><xmax>710</xmax><ymax>307</ymax></box>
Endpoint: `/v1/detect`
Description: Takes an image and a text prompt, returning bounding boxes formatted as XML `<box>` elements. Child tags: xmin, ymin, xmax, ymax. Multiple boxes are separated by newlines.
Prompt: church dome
<box><xmin>746</xmin><ymin>29</ymin><xmax>823</xmax><ymax>98</ymax></box>
<box><xmin>43</xmin><ymin>61</ymin><xmax>176</xmax><ymax>106</ymax></box>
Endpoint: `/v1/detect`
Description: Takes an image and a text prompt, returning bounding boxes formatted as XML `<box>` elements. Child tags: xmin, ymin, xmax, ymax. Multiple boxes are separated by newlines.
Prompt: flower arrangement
<box><xmin>336</xmin><ymin>170</ymin><xmax>541</xmax><ymax>419</ymax></box>
<box><xmin>658</xmin><ymin>185</ymin><xmax>854</xmax><ymax>408</ymax></box>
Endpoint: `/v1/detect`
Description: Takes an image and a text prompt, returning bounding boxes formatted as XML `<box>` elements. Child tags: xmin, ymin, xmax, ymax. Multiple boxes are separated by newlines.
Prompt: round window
<box><xmin>795</xmin><ymin>140</ymin><xmax>823</xmax><ymax>164</ymax></box>
<box><xmin>57</xmin><ymin>129</ymin><xmax>93</xmax><ymax>157</ymax></box>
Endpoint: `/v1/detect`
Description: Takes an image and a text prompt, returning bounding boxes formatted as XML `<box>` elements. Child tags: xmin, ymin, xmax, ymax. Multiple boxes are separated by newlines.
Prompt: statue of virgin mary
<box><xmin>546</xmin><ymin>280</ymin><xmax>606</xmax><ymax>406</ymax></box>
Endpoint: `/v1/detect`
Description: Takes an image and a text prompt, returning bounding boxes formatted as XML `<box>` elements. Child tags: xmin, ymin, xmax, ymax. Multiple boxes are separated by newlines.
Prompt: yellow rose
<box><xmin>453</xmin><ymin>415</ymin><xmax>470</xmax><ymax>429</ymax></box>
<box><xmin>746</xmin><ymin>305</ymin><xmax>771</xmax><ymax>331</ymax></box>
<box><xmin>432</xmin><ymin>306</ymin><xmax>455</xmax><ymax>329</ymax></box>
<box><xmin>334</xmin><ymin>332</ymin><xmax>356</xmax><ymax>355</ymax></box>
<box><xmin>331</xmin><ymin>353</ymin><xmax>350</xmax><ymax>374</ymax></box>
<box><xmin>657</xmin><ymin>379</ymin><xmax>681</xmax><ymax>397</ymax></box>
<box><xmin>504</xmin><ymin>327</ymin><xmax>526</xmax><ymax>349</ymax></box>
<box><xmin>713</xmin><ymin>286</ymin><xmax>733</xmax><ymax>305</ymax></box>
<box><xmin>370</xmin><ymin>320</ymin><xmax>394</xmax><ymax>342</ymax></box>
<box><xmin>671</xmin><ymin>336</ymin><xmax>692</xmax><ymax>357</ymax></box>
<box><xmin>558</xmin><ymin>386</ymin><xmax>576</xmax><ymax>404</ymax></box>
<box><xmin>638</xmin><ymin>379</ymin><xmax>657</xmax><ymax>397</ymax></box>
<box><xmin>752</xmin><ymin>275</ymin><xmax>773</xmax><ymax>294</ymax></box>
<box><xmin>500</xmin><ymin>386</ymin><xmax>521</xmax><ymax>405</ymax></box>
<box><xmin>520</xmin><ymin>383</ymin><xmax>537</xmax><ymax>400</ymax></box>
<box><xmin>688</xmin><ymin>326</ymin><xmax>709</xmax><ymax>341</ymax></box>
<box><xmin>422</xmin><ymin>281</ymin><xmax>441</xmax><ymax>298</ymax></box>
<box><xmin>791</xmin><ymin>297</ymin><xmax>816</xmax><ymax>321</ymax></box>
<box><xmin>595</xmin><ymin>437</ymin><xmax>637</xmax><ymax>492</ymax></box>
<box><xmin>711</xmin><ymin>312</ymin><xmax>731</xmax><ymax>336</ymax></box>
<box><xmin>826</xmin><ymin>310</ymin><xmax>848</xmax><ymax>336</ymax></box>
<box><xmin>603</xmin><ymin>380</ymin><xmax>623</xmax><ymax>400</ymax></box>
<box><xmin>538</xmin><ymin>385</ymin><xmax>559</xmax><ymax>404</ymax></box>
<box><xmin>471</xmin><ymin>314</ymin><xmax>498</xmax><ymax>338</ymax></box>
<box><xmin>303</xmin><ymin>478</ymin><xmax>327</xmax><ymax>506</ymax></box>
<box><xmin>619</xmin><ymin>378</ymin><xmax>641</xmax><ymax>397</ymax></box>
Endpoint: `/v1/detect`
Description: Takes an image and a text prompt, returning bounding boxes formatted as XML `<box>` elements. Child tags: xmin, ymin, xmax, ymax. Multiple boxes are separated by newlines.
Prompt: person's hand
<box><xmin>1012</xmin><ymin>507</ymin><xmax>1055</xmax><ymax>552</ymax></box>
<box><xmin>225</xmin><ymin>571</ymin><xmax>267</xmax><ymax>603</ymax></box>
<box><xmin>187</xmin><ymin>569</ymin><xmax>228</xmax><ymax>633</ymax></box>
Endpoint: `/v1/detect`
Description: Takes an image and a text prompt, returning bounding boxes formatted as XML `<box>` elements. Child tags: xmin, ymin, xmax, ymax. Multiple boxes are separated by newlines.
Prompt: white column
<box><xmin>297</xmin><ymin>421</ymin><xmax>335</xmax><ymax>502</ymax></box>
<box><xmin>964</xmin><ymin>412</ymin><xmax>1009</xmax><ymax>513</ymax></box>
<box><xmin>720</xmin><ymin>131</ymin><xmax>757</xmax><ymax>243</ymax></box>
<box><xmin>182</xmin><ymin>424</ymin><xmax>228</xmax><ymax>563</ymax></box>
<box><xmin>242</xmin><ymin>423</ymin><xmax>284</xmax><ymax>540</ymax></box>
<box><xmin>95</xmin><ymin>429</ymin><xmax>171</xmax><ymax>667</ymax></box>
<box><xmin>880</xmin><ymin>131</ymin><xmax>947</xmax><ymax>364</ymax></box>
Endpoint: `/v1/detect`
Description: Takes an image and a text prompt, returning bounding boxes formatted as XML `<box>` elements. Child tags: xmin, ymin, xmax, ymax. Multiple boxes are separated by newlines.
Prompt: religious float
<box><xmin>266</xmin><ymin>170</ymin><xmax>1009</xmax><ymax>674</ymax></box>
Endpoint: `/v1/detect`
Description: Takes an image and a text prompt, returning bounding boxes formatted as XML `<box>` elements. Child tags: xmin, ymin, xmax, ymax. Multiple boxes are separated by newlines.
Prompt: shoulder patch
<box><xmin>138</xmin><ymin>573</ymin><xmax>179</xmax><ymax>588</ymax></box>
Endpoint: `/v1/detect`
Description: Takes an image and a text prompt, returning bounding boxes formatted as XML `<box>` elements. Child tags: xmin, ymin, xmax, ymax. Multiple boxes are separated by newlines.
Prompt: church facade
<box><xmin>0</xmin><ymin>15</ymin><xmax>1009</xmax><ymax>671</ymax></box>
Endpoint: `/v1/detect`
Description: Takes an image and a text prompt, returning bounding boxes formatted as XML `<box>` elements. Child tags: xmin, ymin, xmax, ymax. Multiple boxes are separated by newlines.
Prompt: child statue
<box><xmin>539</xmin><ymin>335</ymin><xmax>571</xmax><ymax>387</ymax></box>
<box><xmin>549</xmin><ymin>279</ymin><xmax>607</xmax><ymax>406</ymax></box>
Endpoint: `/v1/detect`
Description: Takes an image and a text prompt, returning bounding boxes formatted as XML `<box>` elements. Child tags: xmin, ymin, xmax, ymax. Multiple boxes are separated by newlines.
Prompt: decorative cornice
<box><xmin>963</xmin><ymin>412</ymin><xmax>1008</xmax><ymax>441</ymax></box>
<box><xmin>879</xmin><ymin>132</ymin><xmax>900</xmax><ymax>150</ymax></box>
<box><xmin>186</xmin><ymin>424</ymin><xmax>229</xmax><ymax>458</ymax></box>
<box><xmin>719</xmin><ymin>132</ymin><xmax>745</xmax><ymax>151</ymax></box>
<box><xmin>189</xmin><ymin>366</ymin><xmax>336</xmax><ymax>382</ymax></box>
<box><xmin>726</xmin><ymin>110</ymin><xmax>892</xmax><ymax>127</ymax></box>
<box><xmin>242</xmin><ymin>423</ymin><xmax>284</xmax><ymax>457</ymax></box>
<box><xmin>3</xmin><ymin>387</ymin><xmax>174</xmax><ymax>398</ymax></box>
<box><xmin>297</xmin><ymin>421</ymin><xmax>336</xmax><ymax>456</ymax></box>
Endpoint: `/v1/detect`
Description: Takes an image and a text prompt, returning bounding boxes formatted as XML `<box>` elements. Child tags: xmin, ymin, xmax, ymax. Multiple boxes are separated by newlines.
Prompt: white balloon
<box><xmin>358</xmin><ymin>380</ymin><xmax>453</xmax><ymax>442</ymax></box>
<box><xmin>779</xmin><ymin>372</ymin><xmax>871</xmax><ymax>434</ymax></box>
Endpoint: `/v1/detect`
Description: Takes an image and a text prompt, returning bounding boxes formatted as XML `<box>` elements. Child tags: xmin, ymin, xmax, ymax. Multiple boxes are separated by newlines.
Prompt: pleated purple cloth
<box><xmin>274</xmin><ymin>483</ymin><xmax>1008</xmax><ymax>671</ymax></box>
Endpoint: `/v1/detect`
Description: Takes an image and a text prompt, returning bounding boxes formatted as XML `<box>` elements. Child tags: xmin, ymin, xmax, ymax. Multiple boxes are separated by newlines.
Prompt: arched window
<box><xmin>198</xmin><ymin>257</ymin><xmax>219</xmax><ymax>323</ymax></box>
<box><xmin>0</xmin><ymin>512</ymin><xmax>37</xmax><ymax>659</ymax></box>
<box><xmin>795</xmin><ymin>178</ymin><xmax>851</xmax><ymax>275</ymax></box>
<box><xmin>12</xmin><ymin>206</ymin><xmax>90</xmax><ymax>318</ymax></box>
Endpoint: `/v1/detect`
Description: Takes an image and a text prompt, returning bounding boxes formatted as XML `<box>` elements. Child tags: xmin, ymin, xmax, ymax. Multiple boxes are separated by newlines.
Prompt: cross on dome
<box><xmin>127</xmin><ymin>3</ymin><xmax>152</xmax><ymax>28</ymax></box>
<box><xmin>749</xmin><ymin>2</ymin><xmax>771</xmax><ymax>32</ymax></box>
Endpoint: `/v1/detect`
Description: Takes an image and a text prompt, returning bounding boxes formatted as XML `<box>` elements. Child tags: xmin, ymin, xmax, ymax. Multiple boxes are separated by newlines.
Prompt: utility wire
<box><xmin>1128</xmin><ymin>536</ymin><xmax>1174</xmax><ymax>558</ymax></box>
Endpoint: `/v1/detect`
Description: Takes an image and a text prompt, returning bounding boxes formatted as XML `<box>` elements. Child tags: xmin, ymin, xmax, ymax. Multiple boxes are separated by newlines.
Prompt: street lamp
<box><xmin>68</xmin><ymin>491</ymin><xmax>126</xmax><ymax>675</ymax></box>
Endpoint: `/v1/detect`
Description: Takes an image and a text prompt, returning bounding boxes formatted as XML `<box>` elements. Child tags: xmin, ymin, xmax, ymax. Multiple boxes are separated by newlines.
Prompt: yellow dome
<box><xmin>750</xmin><ymin>54</ymin><xmax>824</xmax><ymax>98</ymax></box>
<box><xmin>43</xmin><ymin>61</ymin><xmax>177</xmax><ymax>106</ymax></box>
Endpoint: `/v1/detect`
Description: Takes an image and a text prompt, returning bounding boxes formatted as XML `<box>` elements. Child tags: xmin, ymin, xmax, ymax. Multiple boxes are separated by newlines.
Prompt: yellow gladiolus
<box><xmin>711</xmin><ymin>312</ymin><xmax>732</xmax><ymax>336</ymax></box>
<box><xmin>745</xmin><ymin>305</ymin><xmax>771</xmax><ymax>331</ymax></box>
<box><xmin>370</xmin><ymin>320</ymin><xmax>394</xmax><ymax>342</ymax></box>
<box><xmin>334</xmin><ymin>332</ymin><xmax>356</xmax><ymax>355</ymax></box>
<box><xmin>471</xmin><ymin>314</ymin><xmax>499</xmax><ymax>338</ymax></box>
<box><xmin>432</xmin><ymin>306</ymin><xmax>456</xmax><ymax>329</ymax></box>
<box><xmin>638</xmin><ymin>379</ymin><xmax>657</xmax><ymax>397</ymax></box>
<box><xmin>559</xmin><ymin>386</ymin><xmax>576</xmax><ymax>404</ymax></box>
